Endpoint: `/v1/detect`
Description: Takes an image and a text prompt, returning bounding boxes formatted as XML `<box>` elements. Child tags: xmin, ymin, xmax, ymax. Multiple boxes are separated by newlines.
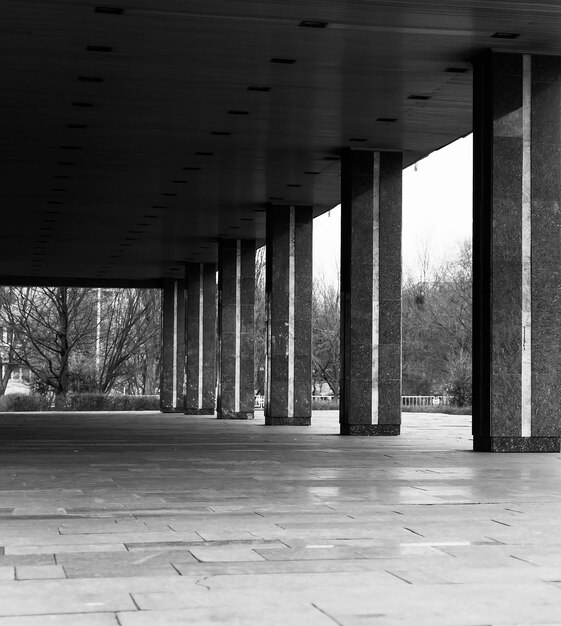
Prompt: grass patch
<box><xmin>402</xmin><ymin>405</ymin><xmax>472</xmax><ymax>415</ymax></box>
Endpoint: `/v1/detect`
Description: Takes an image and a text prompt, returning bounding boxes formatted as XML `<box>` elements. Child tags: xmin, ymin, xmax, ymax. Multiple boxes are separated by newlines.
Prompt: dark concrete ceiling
<box><xmin>2</xmin><ymin>1</ymin><xmax>560</xmax><ymax>285</ymax></box>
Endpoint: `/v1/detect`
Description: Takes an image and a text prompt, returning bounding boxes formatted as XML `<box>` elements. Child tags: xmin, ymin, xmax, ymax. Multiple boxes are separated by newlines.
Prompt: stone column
<box><xmin>160</xmin><ymin>277</ymin><xmax>185</xmax><ymax>413</ymax></box>
<box><xmin>473</xmin><ymin>50</ymin><xmax>561</xmax><ymax>452</ymax></box>
<box><xmin>265</xmin><ymin>205</ymin><xmax>313</xmax><ymax>426</ymax></box>
<box><xmin>185</xmin><ymin>263</ymin><xmax>217</xmax><ymax>415</ymax></box>
<box><xmin>340</xmin><ymin>149</ymin><xmax>402</xmax><ymax>435</ymax></box>
<box><xmin>217</xmin><ymin>239</ymin><xmax>255</xmax><ymax>420</ymax></box>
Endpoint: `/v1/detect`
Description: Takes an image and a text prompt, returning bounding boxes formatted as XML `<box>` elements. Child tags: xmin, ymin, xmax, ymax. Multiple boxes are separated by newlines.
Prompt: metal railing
<box><xmin>402</xmin><ymin>395</ymin><xmax>450</xmax><ymax>407</ymax></box>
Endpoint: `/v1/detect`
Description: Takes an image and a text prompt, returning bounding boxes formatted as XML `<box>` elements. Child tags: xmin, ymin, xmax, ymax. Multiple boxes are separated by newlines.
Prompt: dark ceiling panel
<box><xmin>1</xmin><ymin>0</ymin><xmax>559</xmax><ymax>284</ymax></box>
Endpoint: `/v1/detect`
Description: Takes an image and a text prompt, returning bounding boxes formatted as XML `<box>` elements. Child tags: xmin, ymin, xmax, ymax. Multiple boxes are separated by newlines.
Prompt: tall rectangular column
<box><xmin>340</xmin><ymin>149</ymin><xmax>402</xmax><ymax>435</ymax></box>
<box><xmin>265</xmin><ymin>205</ymin><xmax>313</xmax><ymax>426</ymax></box>
<box><xmin>473</xmin><ymin>51</ymin><xmax>561</xmax><ymax>452</ymax></box>
<box><xmin>217</xmin><ymin>239</ymin><xmax>255</xmax><ymax>420</ymax></box>
<box><xmin>185</xmin><ymin>263</ymin><xmax>217</xmax><ymax>415</ymax></box>
<box><xmin>160</xmin><ymin>278</ymin><xmax>185</xmax><ymax>413</ymax></box>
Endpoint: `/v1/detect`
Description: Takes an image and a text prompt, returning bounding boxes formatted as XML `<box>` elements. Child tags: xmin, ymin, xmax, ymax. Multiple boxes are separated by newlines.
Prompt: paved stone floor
<box><xmin>0</xmin><ymin>410</ymin><xmax>561</xmax><ymax>624</ymax></box>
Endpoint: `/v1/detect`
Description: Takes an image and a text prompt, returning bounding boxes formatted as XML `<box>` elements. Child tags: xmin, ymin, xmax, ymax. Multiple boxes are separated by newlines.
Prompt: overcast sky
<box><xmin>313</xmin><ymin>134</ymin><xmax>473</xmax><ymax>283</ymax></box>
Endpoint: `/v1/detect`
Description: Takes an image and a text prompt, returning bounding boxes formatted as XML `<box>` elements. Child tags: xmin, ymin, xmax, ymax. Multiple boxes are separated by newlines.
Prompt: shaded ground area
<box><xmin>0</xmin><ymin>411</ymin><xmax>560</xmax><ymax>624</ymax></box>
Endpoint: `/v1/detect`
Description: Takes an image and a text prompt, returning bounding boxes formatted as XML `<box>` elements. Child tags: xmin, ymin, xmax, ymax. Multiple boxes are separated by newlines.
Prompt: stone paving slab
<box><xmin>1</xmin><ymin>411</ymin><xmax>561</xmax><ymax>624</ymax></box>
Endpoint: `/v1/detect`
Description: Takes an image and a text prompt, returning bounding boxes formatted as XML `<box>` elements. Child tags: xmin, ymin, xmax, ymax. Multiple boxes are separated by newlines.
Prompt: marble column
<box><xmin>160</xmin><ymin>277</ymin><xmax>185</xmax><ymax>413</ymax></box>
<box><xmin>265</xmin><ymin>205</ymin><xmax>313</xmax><ymax>426</ymax></box>
<box><xmin>473</xmin><ymin>51</ymin><xmax>561</xmax><ymax>452</ymax></box>
<box><xmin>185</xmin><ymin>263</ymin><xmax>217</xmax><ymax>415</ymax></box>
<box><xmin>340</xmin><ymin>149</ymin><xmax>402</xmax><ymax>435</ymax></box>
<box><xmin>217</xmin><ymin>239</ymin><xmax>255</xmax><ymax>420</ymax></box>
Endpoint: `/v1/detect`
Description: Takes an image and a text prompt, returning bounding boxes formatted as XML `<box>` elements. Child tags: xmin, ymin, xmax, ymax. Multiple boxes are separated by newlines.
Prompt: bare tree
<box><xmin>312</xmin><ymin>274</ymin><xmax>340</xmax><ymax>400</ymax></box>
<box><xmin>402</xmin><ymin>239</ymin><xmax>472</xmax><ymax>405</ymax></box>
<box><xmin>96</xmin><ymin>288</ymin><xmax>161</xmax><ymax>393</ymax></box>
<box><xmin>0</xmin><ymin>287</ymin><xmax>96</xmax><ymax>404</ymax></box>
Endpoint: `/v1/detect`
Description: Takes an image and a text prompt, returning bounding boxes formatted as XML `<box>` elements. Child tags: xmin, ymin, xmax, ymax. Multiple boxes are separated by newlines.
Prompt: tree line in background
<box><xmin>258</xmin><ymin>239</ymin><xmax>472</xmax><ymax>407</ymax></box>
<box><xmin>0</xmin><ymin>239</ymin><xmax>471</xmax><ymax>407</ymax></box>
<box><xmin>0</xmin><ymin>287</ymin><xmax>160</xmax><ymax>403</ymax></box>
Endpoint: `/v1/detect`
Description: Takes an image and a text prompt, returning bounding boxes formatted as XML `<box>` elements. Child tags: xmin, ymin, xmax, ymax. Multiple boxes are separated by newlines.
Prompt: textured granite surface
<box><xmin>160</xmin><ymin>278</ymin><xmax>185</xmax><ymax>413</ymax></box>
<box><xmin>473</xmin><ymin>51</ymin><xmax>561</xmax><ymax>446</ymax></box>
<box><xmin>341</xmin><ymin>424</ymin><xmax>401</xmax><ymax>436</ymax></box>
<box><xmin>185</xmin><ymin>263</ymin><xmax>217</xmax><ymax>416</ymax></box>
<box><xmin>217</xmin><ymin>240</ymin><xmax>255</xmax><ymax>420</ymax></box>
<box><xmin>474</xmin><ymin>436</ymin><xmax>560</xmax><ymax>453</ymax></box>
<box><xmin>265</xmin><ymin>205</ymin><xmax>313</xmax><ymax>424</ymax></box>
<box><xmin>340</xmin><ymin>150</ymin><xmax>402</xmax><ymax>435</ymax></box>
<box><xmin>265</xmin><ymin>416</ymin><xmax>311</xmax><ymax>426</ymax></box>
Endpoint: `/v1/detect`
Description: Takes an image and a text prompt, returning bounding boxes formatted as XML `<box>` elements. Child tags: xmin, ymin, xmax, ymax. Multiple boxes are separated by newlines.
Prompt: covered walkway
<box><xmin>0</xmin><ymin>411</ymin><xmax>560</xmax><ymax>624</ymax></box>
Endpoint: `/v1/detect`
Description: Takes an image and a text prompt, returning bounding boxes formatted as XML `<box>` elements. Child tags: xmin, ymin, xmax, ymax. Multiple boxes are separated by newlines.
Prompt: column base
<box><xmin>185</xmin><ymin>408</ymin><xmax>215</xmax><ymax>415</ymax></box>
<box><xmin>160</xmin><ymin>407</ymin><xmax>183</xmax><ymax>414</ymax></box>
<box><xmin>474</xmin><ymin>436</ymin><xmax>560</xmax><ymax>452</ymax></box>
<box><xmin>217</xmin><ymin>411</ymin><xmax>254</xmax><ymax>420</ymax></box>
<box><xmin>341</xmin><ymin>424</ymin><xmax>400</xmax><ymax>436</ymax></box>
<box><xmin>265</xmin><ymin>416</ymin><xmax>311</xmax><ymax>426</ymax></box>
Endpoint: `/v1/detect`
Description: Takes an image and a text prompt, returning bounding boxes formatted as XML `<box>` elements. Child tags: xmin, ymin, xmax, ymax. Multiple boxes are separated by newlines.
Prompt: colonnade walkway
<box><xmin>0</xmin><ymin>411</ymin><xmax>561</xmax><ymax>624</ymax></box>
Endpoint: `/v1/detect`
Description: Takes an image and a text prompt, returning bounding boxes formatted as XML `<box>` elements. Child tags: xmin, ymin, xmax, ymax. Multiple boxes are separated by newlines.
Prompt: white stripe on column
<box><xmin>372</xmin><ymin>154</ymin><xmax>380</xmax><ymax>425</ymax></box>
<box><xmin>172</xmin><ymin>280</ymin><xmax>178</xmax><ymax>408</ymax></box>
<box><xmin>287</xmin><ymin>206</ymin><xmax>296</xmax><ymax>418</ymax></box>
<box><xmin>235</xmin><ymin>241</ymin><xmax>242</xmax><ymax>413</ymax></box>
<box><xmin>521</xmin><ymin>54</ymin><xmax>532</xmax><ymax>438</ymax></box>
<box><xmin>198</xmin><ymin>264</ymin><xmax>204</xmax><ymax>409</ymax></box>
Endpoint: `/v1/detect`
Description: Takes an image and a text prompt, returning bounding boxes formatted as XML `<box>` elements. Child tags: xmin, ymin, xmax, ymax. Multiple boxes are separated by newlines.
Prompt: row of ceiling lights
<box><xmin>32</xmin><ymin>4</ymin><xmax>483</xmax><ymax>279</ymax></box>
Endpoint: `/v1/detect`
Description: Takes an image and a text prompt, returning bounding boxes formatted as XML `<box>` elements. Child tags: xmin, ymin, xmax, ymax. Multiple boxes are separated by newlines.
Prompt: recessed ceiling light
<box><xmin>66</xmin><ymin>123</ymin><xmax>88</xmax><ymax>129</ymax></box>
<box><xmin>227</xmin><ymin>110</ymin><xmax>250</xmax><ymax>115</ymax></box>
<box><xmin>241</xmin><ymin>218</ymin><xmax>254</xmax><ymax>221</ymax></box>
<box><xmin>407</xmin><ymin>95</ymin><xmax>430</xmax><ymax>100</ymax></box>
<box><xmin>162</xmin><ymin>193</ymin><xmax>177</xmax><ymax>197</ymax></box>
<box><xmin>47</xmin><ymin>200</ymin><xmax>64</xmax><ymax>205</ymax></box>
<box><xmin>299</xmin><ymin>20</ymin><xmax>328</xmax><ymax>28</ymax></box>
<box><xmin>109</xmin><ymin>255</ymin><xmax>120</xmax><ymax>259</ymax></box>
<box><xmin>57</xmin><ymin>162</ymin><xmax>76</xmax><ymax>166</ymax></box>
<box><xmin>94</xmin><ymin>6</ymin><xmax>124</xmax><ymax>14</ymax></box>
<box><xmin>247</xmin><ymin>85</ymin><xmax>271</xmax><ymax>92</ymax></box>
<box><xmin>183</xmin><ymin>166</ymin><xmax>201</xmax><ymax>171</ymax></box>
<box><xmin>45</xmin><ymin>210</ymin><xmax>61</xmax><ymax>215</ymax></box>
<box><xmin>51</xmin><ymin>188</ymin><xmax>67</xmax><ymax>192</ymax></box>
<box><xmin>151</xmin><ymin>205</ymin><xmax>167</xmax><ymax>209</ymax></box>
<box><xmin>171</xmin><ymin>180</ymin><xmax>188</xmax><ymax>184</ymax></box>
<box><xmin>72</xmin><ymin>102</ymin><xmax>94</xmax><ymax>108</ymax></box>
<box><xmin>270</xmin><ymin>58</ymin><xmax>296</xmax><ymax>64</ymax></box>
<box><xmin>304</xmin><ymin>171</ymin><xmax>320</xmax><ymax>175</ymax></box>
<box><xmin>376</xmin><ymin>117</ymin><xmax>397</xmax><ymax>122</ymax></box>
<box><xmin>269</xmin><ymin>196</ymin><xmax>285</xmax><ymax>200</ymax></box>
<box><xmin>78</xmin><ymin>76</ymin><xmax>104</xmax><ymax>82</ymax></box>
<box><xmin>445</xmin><ymin>67</ymin><xmax>469</xmax><ymax>73</ymax></box>
<box><xmin>86</xmin><ymin>45</ymin><xmax>113</xmax><ymax>52</ymax></box>
<box><xmin>349</xmin><ymin>137</ymin><xmax>368</xmax><ymax>142</ymax></box>
<box><xmin>60</xmin><ymin>145</ymin><xmax>81</xmax><ymax>150</ymax></box>
<box><xmin>53</xmin><ymin>175</ymin><xmax>70</xmax><ymax>179</ymax></box>
<box><xmin>229</xmin><ymin>226</ymin><xmax>241</xmax><ymax>229</ymax></box>
<box><xmin>143</xmin><ymin>214</ymin><xmax>159</xmax><ymax>218</ymax></box>
<box><xmin>491</xmin><ymin>32</ymin><xmax>520</xmax><ymax>39</ymax></box>
<box><xmin>211</xmin><ymin>131</ymin><xmax>231</xmax><ymax>136</ymax></box>
<box><xmin>137</xmin><ymin>222</ymin><xmax>150</xmax><ymax>227</ymax></box>
<box><xmin>40</xmin><ymin>227</ymin><xmax>53</xmax><ymax>231</ymax></box>
<box><xmin>195</xmin><ymin>152</ymin><xmax>214</xmax><ymax>156</ymax></box>
<box><xmin>129</xmin><ymin>230</ymin><xmax>143</xmax><ymax>234</ymax></box>
<box><xmin>287</xmin><ymin>184</ymin><xmax>301</xmax><ymax>188</ymax></box>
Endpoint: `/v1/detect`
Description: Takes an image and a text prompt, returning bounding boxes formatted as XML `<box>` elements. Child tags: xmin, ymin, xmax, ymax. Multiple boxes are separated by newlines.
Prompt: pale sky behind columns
<box><xmin>313</xmin><ymin>134</ymin><xmax>473</xmax><ymax>284</ymax></box>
